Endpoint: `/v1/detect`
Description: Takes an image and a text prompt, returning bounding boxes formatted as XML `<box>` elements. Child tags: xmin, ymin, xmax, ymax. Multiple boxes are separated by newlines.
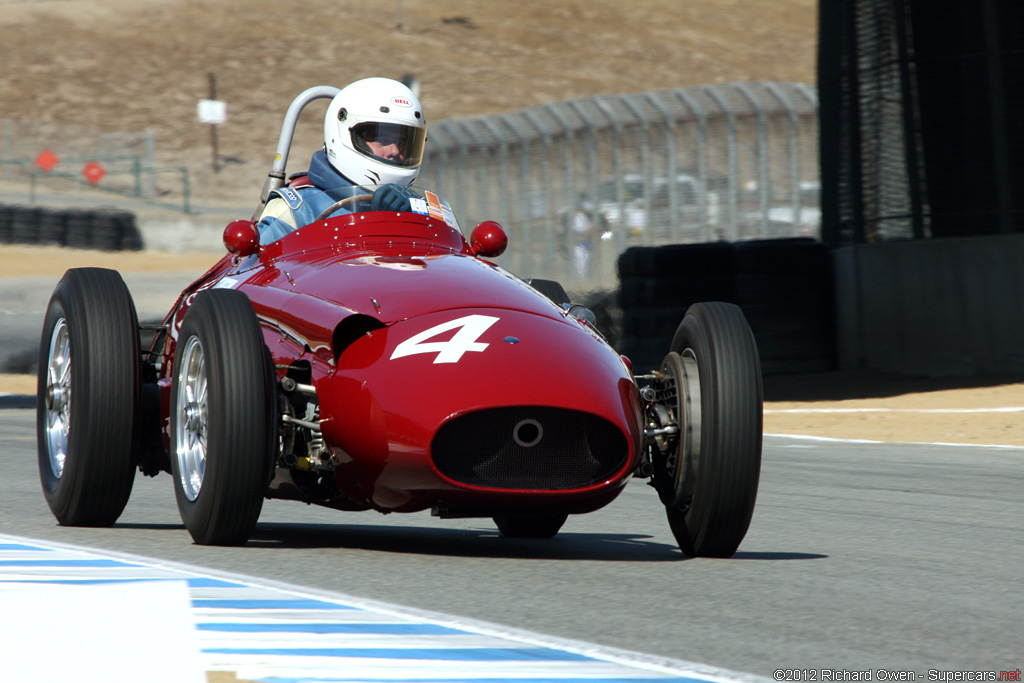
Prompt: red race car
<box><xmin>36</xmin><ymin>88</ymin><xmax>763</xmax><ymax>557</ymax></box>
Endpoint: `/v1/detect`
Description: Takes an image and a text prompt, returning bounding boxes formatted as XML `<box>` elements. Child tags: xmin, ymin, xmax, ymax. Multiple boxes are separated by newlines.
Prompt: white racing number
<box><xmin>390</xmin><ymin>314</ymin><xmax>499</xmax><ymax>364</ymax></box>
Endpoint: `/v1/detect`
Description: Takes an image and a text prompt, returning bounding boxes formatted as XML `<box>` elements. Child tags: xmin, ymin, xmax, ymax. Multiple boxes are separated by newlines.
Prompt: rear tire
<box><xmin>37</xmin><ymin>268</ymin><xmax>140</xmax><ymax>526</ymax></box>
<box><xmin>659</xmin><ymin>302</ymin><xmax>762</xmax><ymax>557</ymax></box>
<box><xmin>170</xmin><ymin>289</ymin><xmax>277</xmax><ymax>546</ymax></box>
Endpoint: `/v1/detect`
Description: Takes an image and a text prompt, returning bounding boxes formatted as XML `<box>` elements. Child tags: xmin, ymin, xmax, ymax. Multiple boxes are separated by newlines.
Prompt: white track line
<box><xmin>765</xmin><ymin>432</ymin><xmax>1024</xmax><ymax>450</ymax></box>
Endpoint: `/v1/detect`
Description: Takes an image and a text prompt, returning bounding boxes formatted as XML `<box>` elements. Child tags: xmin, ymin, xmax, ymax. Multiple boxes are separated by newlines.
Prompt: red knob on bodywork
<box><xmin>223</xmin><ymin>220</ymin><xmax>260</xmax><ymax>256</ymax></box>
<box><xmin>470</xmin><ymin>221</ymin><xmax>508</xmax><ymax>258</ymax></box>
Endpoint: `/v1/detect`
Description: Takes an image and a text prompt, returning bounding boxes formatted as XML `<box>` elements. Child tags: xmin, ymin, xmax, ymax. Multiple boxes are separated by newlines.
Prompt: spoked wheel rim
<box><xmin>175</xmin><ymin>336</ymin><xmax>208</xmax><ymax>502</ymax></box>
<box><xmin>43</xmin><ymin>318</ymin><xmax>72</xmax><ymax>479</ymax></box>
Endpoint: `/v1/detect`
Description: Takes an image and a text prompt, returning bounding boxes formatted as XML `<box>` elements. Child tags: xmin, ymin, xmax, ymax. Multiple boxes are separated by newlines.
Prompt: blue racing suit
<box><xmin>257</xmin><ymin>150</ymin><xmax>421</xmax><ymax>245</ymax></box>
<box><xmin>256</xmin><ymin>150</ymin><xmax>356</xmax><ymax>245</ymax></box>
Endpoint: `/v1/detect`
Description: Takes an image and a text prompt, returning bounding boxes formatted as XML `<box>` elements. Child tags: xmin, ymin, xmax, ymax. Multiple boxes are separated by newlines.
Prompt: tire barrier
<box><xmin>37</xmin><ymin>209</ymin><xmax>69</xmax><ymax>247</ymax></box>
<box><xmin>0</xmin><ymin>203</ymin><xmax>144</xmax><ymax>251</ymax></box>
<box><xmin>617</xmin><ymin>242</ymin><xmax>733</xmax><ymax>374</ymax></box>
<box><xmin>0</xmin><ymin>348</ymin><xmax>37</xmax><ymax>375</ymax></box>
<box><xmin>63</xmin><ymin>209</ymin><xmax>95</xmax><ymax>250</ymax></box>
<box><xmin>0</xmin><ymin>209</ymin><xmax>10</xmax><ymax>243</ymax></box>
<box><xmin>8</xmin><ymin>205</ymin><xmax>43</xmax><ymax>245</ymax></box>
<box><xmin>733</xmin><ymin>238</ymin><xmax>835</xmax><ymax>375</ymax></box>
<box><xmin>617</xmin><ymin>237</ymin><xmax>835</xmax><ymax>375</ymax></box>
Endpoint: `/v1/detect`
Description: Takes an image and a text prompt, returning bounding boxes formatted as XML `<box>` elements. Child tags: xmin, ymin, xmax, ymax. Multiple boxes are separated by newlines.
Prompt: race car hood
<box><xmin>240</xmin><ymin>249</ymin><xmax>567</xmax><ymax>325</ymax></box>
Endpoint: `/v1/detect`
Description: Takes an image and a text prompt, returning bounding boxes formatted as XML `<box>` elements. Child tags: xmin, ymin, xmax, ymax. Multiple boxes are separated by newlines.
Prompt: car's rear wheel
<box><xmin>37</xmin><ymin>268</ymin><xmax>140</xmax><ymax>526</ymax></box>
<box><xmin>493</xmin><ymin>513</ymin><xmax>568</xmax><ymax>539</ymax></box>
<box><xmin>655</xmin><ymin>302</ymin><xmax>762</xmax><ymax>557</ymax></box>
<box><xmin>170</xmin><ymin>289</ymin><xmax>276</xmax><ymax>546</ymax></box>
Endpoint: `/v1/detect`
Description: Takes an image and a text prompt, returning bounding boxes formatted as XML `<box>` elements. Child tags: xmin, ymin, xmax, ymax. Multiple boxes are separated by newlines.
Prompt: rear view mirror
<box><xmin>223</xmin><ymin>220</ymin><xmax>260</xmax><ymax>257</ymax></box>
<box><xmin>469</xmin><ymin>221</ymin><xmax>508</xmax><ymax>258</ymax></box>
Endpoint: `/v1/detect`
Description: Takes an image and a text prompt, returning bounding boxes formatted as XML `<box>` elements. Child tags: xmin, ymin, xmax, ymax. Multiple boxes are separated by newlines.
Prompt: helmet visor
<box><xmin>351</xmin><ymin>122</ymin><xmax>426</xmax><ymax>168</ymax></box>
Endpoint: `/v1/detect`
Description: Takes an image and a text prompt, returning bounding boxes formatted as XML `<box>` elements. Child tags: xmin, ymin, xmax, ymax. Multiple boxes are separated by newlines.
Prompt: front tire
<box><xmin>170</xmin><ymin>289</ymin><xmax>276</xmax><ymax>546</ymax></box>
<box><xmin>658</xmin><ymin>302</ymin><xmax>762</xmax><ymax>557</ymax></box>
<box><xmin>36</xmin><ymin>268</ymin><xmax>140</xmax><ymax>526</ymax></box>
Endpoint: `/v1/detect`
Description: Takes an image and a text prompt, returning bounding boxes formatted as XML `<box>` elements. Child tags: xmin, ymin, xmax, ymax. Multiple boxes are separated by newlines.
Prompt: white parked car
<box><xmin>595</xmin><ymin>172</ymin><xmax>723</xmax><ymax>238</ymax></box>
<box><xmin>740</xmin><ymin>181</ymin><xmax>821</xmax><ymax>238</ymax></box>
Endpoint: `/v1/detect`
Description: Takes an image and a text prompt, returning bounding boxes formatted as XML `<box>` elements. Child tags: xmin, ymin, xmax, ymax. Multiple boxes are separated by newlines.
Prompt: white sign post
<box><xmin>198</xmin><ymin>73</ymin><xmax>226</xmax><ymax>172</ymax></box>
<box><xmin>197</xmin><ymin>99</ymin><xmax>226</xmax><ymax>125</ymax></box>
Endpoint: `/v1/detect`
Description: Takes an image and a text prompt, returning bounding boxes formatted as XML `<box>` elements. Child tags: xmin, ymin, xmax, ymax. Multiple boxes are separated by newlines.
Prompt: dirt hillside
<box><xmin>0</xmin><ymin>0</ymin><xmax>818</xmax><ymax>204</ymax></box>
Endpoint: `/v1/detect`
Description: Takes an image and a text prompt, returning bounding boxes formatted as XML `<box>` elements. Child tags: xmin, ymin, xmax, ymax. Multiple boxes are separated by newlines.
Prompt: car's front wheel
<box><xmin>653</xmin><ymin>302</ymin><xmax>762</xmax><ymax>557</ymax></box>
<box><xmin>170</xmin><ymin>289</ymin><xmax>277</xmax><ymax>546</ymax></box>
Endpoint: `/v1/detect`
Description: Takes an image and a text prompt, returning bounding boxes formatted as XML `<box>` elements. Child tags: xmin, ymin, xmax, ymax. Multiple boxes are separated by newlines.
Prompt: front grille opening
<box><xmin>432</xmin><ymin>406</ymin><xmax>628</xmax><ymax>490</ymax></box>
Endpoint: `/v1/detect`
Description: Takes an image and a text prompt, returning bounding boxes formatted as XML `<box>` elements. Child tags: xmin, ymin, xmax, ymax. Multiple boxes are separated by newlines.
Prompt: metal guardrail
<box><xmin>418</xmin><ymin>81</ymin><xmax>820</xmax><ymax>292</ymax></box>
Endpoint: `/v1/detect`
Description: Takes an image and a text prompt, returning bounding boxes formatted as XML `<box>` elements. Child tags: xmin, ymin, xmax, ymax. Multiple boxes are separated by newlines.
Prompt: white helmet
<box><xmin>324</xmin><ymin>77</ymin><xmax>427</xmax><ymax>188</ymax></box>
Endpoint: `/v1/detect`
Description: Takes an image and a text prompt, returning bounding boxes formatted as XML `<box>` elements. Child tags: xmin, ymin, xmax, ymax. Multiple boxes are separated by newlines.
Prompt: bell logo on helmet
<box><xmin>391</xmin><ymin>97</ymin><xmax>412</xmax><ymax>107</ymax></box>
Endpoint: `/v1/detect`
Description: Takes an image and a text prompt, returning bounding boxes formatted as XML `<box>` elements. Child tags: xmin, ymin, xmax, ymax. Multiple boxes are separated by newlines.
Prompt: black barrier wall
<box><xmin>617</xmin><ymin>238</ymin><xmax>835</xmax><ymax>375</ymax></box>
<box><xmin>0</xmin><ymin>204</ymin><xmax>144</xmax><ymax>251</ymax></box>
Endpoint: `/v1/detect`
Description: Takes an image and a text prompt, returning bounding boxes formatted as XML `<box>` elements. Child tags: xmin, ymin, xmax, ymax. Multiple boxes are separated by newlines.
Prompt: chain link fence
<box><xmin>0</xmin><ymin>118</ymin><xmax>193</xmax><ymax>212</ymax></box>
<box><xmin>418</xmin><ymin>81</ymin><xmax>820</xmax><ymax>292</ymax></box>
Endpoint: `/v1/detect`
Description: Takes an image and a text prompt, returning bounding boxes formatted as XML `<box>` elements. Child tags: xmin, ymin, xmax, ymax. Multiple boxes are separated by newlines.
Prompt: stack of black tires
<box><xmin>618</xmin><ymin>237</ymin><xmax>835</xmax><ymax>375</ymax></box>
<box><xmin>0</xmin><ymin>204</ymin><xmax>143</xmax><ymax>251</ymax></box>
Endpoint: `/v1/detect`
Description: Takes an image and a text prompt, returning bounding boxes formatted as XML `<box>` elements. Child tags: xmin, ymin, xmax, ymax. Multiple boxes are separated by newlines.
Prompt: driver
<box><xmin>257</xmin><ymin>77</ymin><xmax>427</xmax><ymax>244</ymax></box>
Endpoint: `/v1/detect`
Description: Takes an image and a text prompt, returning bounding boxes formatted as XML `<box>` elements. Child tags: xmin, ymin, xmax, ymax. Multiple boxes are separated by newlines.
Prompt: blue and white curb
<box><xmin>0</xmin><ymin>534</ymin><xmax>765</xmax><ymax>683</ymax></box>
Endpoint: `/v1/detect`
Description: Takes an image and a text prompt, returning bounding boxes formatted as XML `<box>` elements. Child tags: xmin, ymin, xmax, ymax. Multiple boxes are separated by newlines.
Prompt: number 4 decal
<box><xmin>391</xmin><ymin>314</ymin><xmax>499</xmax><ymax>364</ymax></box>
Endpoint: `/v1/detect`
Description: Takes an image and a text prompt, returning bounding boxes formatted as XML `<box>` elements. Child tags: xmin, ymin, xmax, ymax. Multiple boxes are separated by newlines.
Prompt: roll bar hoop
<box><xmin>257</xmin><ymin>85</ymin><xmax>341</xmax><ymax>208</ymax></box>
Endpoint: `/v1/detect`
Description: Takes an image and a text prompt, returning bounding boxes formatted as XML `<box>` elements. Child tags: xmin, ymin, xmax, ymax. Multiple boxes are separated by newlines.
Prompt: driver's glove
<box><xmin>371</xmin><ymin>184</ymin><xmax>419</xmax><ymax>212</ymax></box>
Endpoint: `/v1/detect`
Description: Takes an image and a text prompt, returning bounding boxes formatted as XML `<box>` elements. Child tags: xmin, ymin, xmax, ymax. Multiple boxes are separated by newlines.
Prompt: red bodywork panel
<box><xmin>155</xmin><ymin>210</ymin><xmax>643</xmax><ymax>515</ymax></box>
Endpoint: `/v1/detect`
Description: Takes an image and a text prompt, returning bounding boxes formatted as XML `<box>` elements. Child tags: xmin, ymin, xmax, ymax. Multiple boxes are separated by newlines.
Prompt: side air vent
<box><xmin>432</xmin><ymin>406</ymin><xmax>628</xmax><ymax>490</ymax></box>
<box><xmin>333</xmin><ymin>314</ymin><xmax>386</xmax><ymax>360</ymax></box>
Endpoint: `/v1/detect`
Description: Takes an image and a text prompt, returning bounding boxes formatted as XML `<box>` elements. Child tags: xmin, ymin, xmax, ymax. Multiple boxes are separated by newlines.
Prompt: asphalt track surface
<box><xmin>1</xmin><ymin>407</ymin><xmax>1021</xmax><ymax>678</ymax></box>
